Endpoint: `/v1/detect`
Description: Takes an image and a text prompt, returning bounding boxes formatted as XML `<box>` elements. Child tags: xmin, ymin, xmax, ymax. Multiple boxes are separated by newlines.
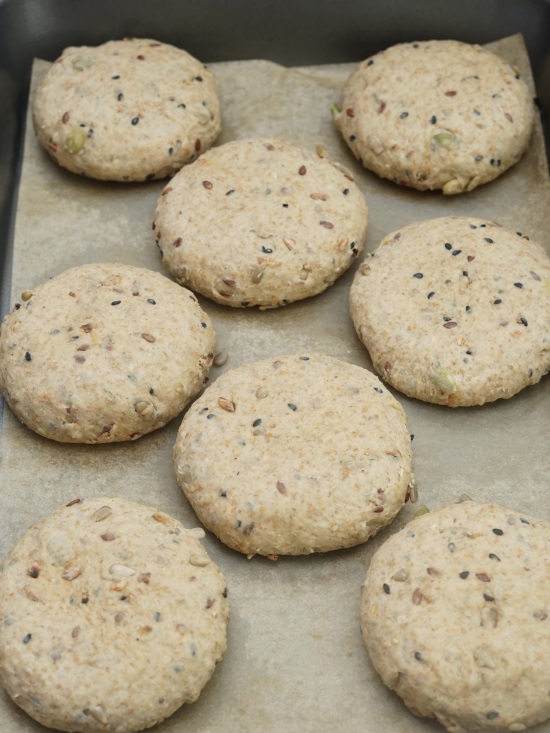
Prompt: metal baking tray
<box><xmin>1</xmin><ymin>3</ymin><xmax>549</xmax><ymax>733</ymax></box>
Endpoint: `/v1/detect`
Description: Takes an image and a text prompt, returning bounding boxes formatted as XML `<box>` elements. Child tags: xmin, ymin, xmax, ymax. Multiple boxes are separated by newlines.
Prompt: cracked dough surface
<box><xmin>335</xmin><ymin>40</ymin><xmax>534</xmax><ymax>193</ymax></box>
<box><xmin>0</xmin><ymin>497</ymin><xmax>229</xmax><ymax>733</ymax></box>
<box><xmin>349</xmin><ymin>216</ymin><xmax>550</xmax><ymax>406</ymax></box>
<box><xmin>173</xmin><ymin>353</ymin><xmax>413</xmax><ymax>556</ymax></box>
<box><xmin>361</xmin><ymin>501</ymin><xmax>550</xmax><ymax>733</ymax></box>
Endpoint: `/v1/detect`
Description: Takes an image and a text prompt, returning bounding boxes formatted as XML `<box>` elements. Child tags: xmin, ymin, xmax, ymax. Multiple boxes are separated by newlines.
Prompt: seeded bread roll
<box><xmin>361</xmin><ymin>501</ymin><xmax>550</xmax><ymax>733</ymax></box>
<box><xmin>335</xmin><ymin>40</ymin><xmax>535</xmax><ymax>194</ymax></box>
<box><xmin>32</xmin><ymin>38</ymin><xmax>221</xmax><ymax>181</ymax></box>
<box><xmin>349</xmin><ymin>216</ymin><xmax>550</xmax><ymax>406</ymax></box>
<box><xmin>0</xmin><ymin>262</ymin><xmax>215</xmax><ymax>442</ymax></box>
<box><xmin>0</xmin><ymin>497</ymin><xmax>229</xmax><ymax>733</ymax></box>
<box><xmin>173</xmin><ymin>353</ymin><xmax>414</xmax><ymax>556</ymax></box>
<box><xmin>153</xmin><ymin>137</ymin><xmax>369</xmax><ymax>308</ymax></box>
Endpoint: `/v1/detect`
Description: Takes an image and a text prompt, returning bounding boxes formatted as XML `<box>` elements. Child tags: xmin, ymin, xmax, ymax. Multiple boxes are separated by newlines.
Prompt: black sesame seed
<box><xmin>300</xmin><ymin>356</ymin><xmax>310</xmax><ymax>360</ymax></box>
<box><xmin>483</xmin><ymin>593</ymin><xmax>495</xmax><ymax>602</ymax></box>
<box><xmin>81</xmin><ymin>595</ymin><xmax>89</xmax><ymax>604</ymax></box>
<box><xmin>452</xmin><ymin>250</ymin><xmax>462</xmax><ymax>256</ymax></box>
<box><xmin>24</xmin><ymin>351</ymin><xmax>32</xmax><ymax>361</ymax></box>
<box><xmin>200</xmin><ymin>322</ymin><xmax>207</xmax><ymax>328</ymax></box>
<box><xmin>195</xmin><ymin>75</ymin><xmax>203</xmax><ymax>81</ymax></box>
<box><xmin>479</xmin><ymin>224</ymin><xmax>486</xmax><ymax>227</ymax></box>
<box><xmin>252</xmin><ymin>418</ymin><xmax>262</xmax><ymax>427</ymax></box>
<box><xmin>177</xmin><ymin>103</ymin><xmax>186</xmax><ymax>109</ymax></box>
<box><xmin>112</xmin><ymin>75</ymin><xmax>120</xmax><ymax>80</ymax></box>
<box><xmin>400</xmin><ymin>111</ymin><xmax>409</xmax><ymax>119</ymax></box>
<box><xmin>488</xmin><ymin>553</ymin><xmax>500</xmax><ymax>561</ymax></box>
<box><xmin>514</xmin><ymin>282</ymin><xmax>523</xmax><ymax>288</ymax></box>
<box><xmin>220</xmin><ymin>490</ymin><xmax>227</xmax><ymax>498</ymax></box>
<box><xmin>486</xmin><ymin>712</ymin><xmax>499</xmax><ymax>720</ymax></box>
<box><xmin>367</xmin><ymin>59</ymin><xmax>374</xmax><ymax>66</ymax></box>
<box><xmin>475</xmin><ymin>155</ymin><xmax>484</xmax><ymax>161</ymax></box>
<box><xmin>430</xmin><ymin>115</ymin><xmax>437</xmax><ymax>124</ymax></box>
<box><xmin>427</xmin><ymin>291</ymin><xmax>435</xmax><ymax>299</ymax></box>
<box><xmin>70</xmin><ymin>335</ymin><xmax>79</xmax><ymax>341</ymax></box>
<box><xmin>282</xmin><ymin>203</ymin><xmax>289</xmax><ymax>208</ymax></box>
<box><xmin>349</xmin><ymin>134</ymin><xmax>356</xmax><ymax>141</ymax></box>
<box><xmin>470</xmin><ymin>224</ymin><xmax>477</xmax><ymax>229</ymax></box>
<box><xmin>117</xmin><ymin>93</ymin><xmax>124</xmax><ymax>101</ymax></box>
<box><xmin>459</xmin><ymin>571</ymin><xmax>469</xmax><ymax>579</ymax></box>
<box><xmin>414</xmin><ymin>651</ymin><xmax>423</xmax><ymax>661</ymax></box>
<box><xmin>207</xmin><ymin>413</ymin><xmax>215</xmax><ymax>420</ymax></box>
<box><xmin>111</xmin><ymin>300</ymin><xmax>121</xmax><ymax>306</ymax></box>
<box><xmin>519</xmin><ymin>317</ymin><xmax>528</xmax><ymax>326</ymax></box>
<box><xmin>493</xmin><ymin>299</ymin><xmax>502</xmax><ymax>305</ymax></box>
<box><xmin>413</xmin><ymin>272</ymin><xmax>423</xmax><ymax>279</ymax></box>
<box><xmin>410</xmin><ymin>434</ymin><xmax>414</xmax><ymax>441</ymax></box>
<box><xmin>444</xmin><ymin>242</ymin><xmax>452</xmax><ymax>250</ymax></box>
<box><xmin>520</xmin><ymin>518</ymin><xmax>530</xmax><ymax>524</ymax></box>
<box><xmin>465</xmin><ymin>349</ymin><xmax>473</xmax><ymax>355</ymax></box>
<box><xmin>22</xmin><ymin>634</ymin><xmax>32</xmax><ymax>644</ymax></box>
<box><xmin>226</xmin><ymin>189</ymin><xmax>235</xmax><ymax>196</ymax></box>
<box><xmin>342</xmin><ymin>188</ymin><xmax>349</xmax><ymax>195</ymax></box>
<box><xmin>288</xmin><ymin>403</ymin><xmax>297</xmax><ymax>411</ymax></box>
<box><xmin>443</xmin><ymin>316</ymin><xmax>452</xmax><ymax>322</ymax></box>
<box><xmin>120</xmin><ymin>595</ymin><xmax>128</xmax><ymax>601</ymax></box>
<box><xmin>168</xmin><ymin>147</ymin><xmax>174</xmax><ymax>155</ymax></box>
<box><xmin>483</xmin><ymin>237</ymin><xmax>494</xmax><ymax>243</ymax></box>
<box><xmin>14</xmin><ymin>303</ymin><xmax>21</xmax><ymax>309</ymax></box>
<box><xmin>465</xmin><ymin>305</ymin><xmax>471</xmax><ymax>313</ymax></box>
<box><xmin>223</xmin><ymin>587</ymin><xmax>228</xmax><ymax>597</ymax></box>
<box><xmin>383</xmin><ymin>583</ymin><xmax>390</xmax><ymax>594</ymax></box>
<box><xmin>412</xmin><ymin>42</ymin><xmax>419</xmax><ymax>48</ymax></box>
<box><xmin>490</xmin><ymin>158</ymin><xmax>501</xmax><ymax>167</ymax></box>
<box><xmin>492</xmin><ymin>528</ymin><xmax>504</xmax><ymax>536</ymax></box>
<box><xmin>147</xmin><ymin>298</ymin><xmax>156</xmax><ymax>305</ymax></box>
<box><xmin>131</xmin><ymin>117</ymin><xmax>139</xmax><ymax>125</ymax></box>
<box><xmin>262</xmin><ymin>246</ymin><xmax>273</xmax><ymax>254</ymax></box>
<box><xmin>373</xmin><ymin>387</ymin><xmax>383</xmax><ymax>394</ymax></box>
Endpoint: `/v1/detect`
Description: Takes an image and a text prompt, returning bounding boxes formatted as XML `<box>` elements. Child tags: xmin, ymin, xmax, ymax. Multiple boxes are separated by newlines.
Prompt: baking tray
<box><xmin>1</xmin><ymin>3</ymin><xmax>550</xmax><ymax>733</ymax></box>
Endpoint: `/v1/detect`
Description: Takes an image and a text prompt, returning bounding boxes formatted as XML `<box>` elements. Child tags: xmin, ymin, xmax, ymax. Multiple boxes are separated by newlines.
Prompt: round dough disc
<box><xmin>349</xmin><ymin>216</ymin><xmax>550</xmax><ymax>406</ymax></box>
<box><xmin>32</xmin><ymin>38</ymin><xmax>221</xmax><ymax>181</ymax></box>
<box><xmin>361</xmin><ymin>501</ymin><xmax>550</xmax><ymax>733</ymax></box>
<box><xmin>0</xmin><ymin>497</ymin><xmax>229</xmax><ymax>733</ymax></box>
<box><xmin>153</xmin><ymin>137</ymin><xmax>369</xmax><ymax>308</ymax></box>
<box><xmin>335</xmin><ymin>40</ymin><xmax>534</xmax><ymax>194</ymax></box>
<box><xmin>0</xmin><ymin>262</ymin><xmax>215</xmax><ymax>442</ymax></box>
<box><xmin>173</xmin><ymin>353</ymin><xmax>414</xmax><ymax>556</ymax></box>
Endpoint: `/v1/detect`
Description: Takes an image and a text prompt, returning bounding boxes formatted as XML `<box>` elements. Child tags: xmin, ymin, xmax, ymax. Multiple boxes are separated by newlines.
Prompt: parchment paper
<box><xmin>1</xmin><ymin>35</ymin><xmax>549</xmax><ymax>733</ymax></box>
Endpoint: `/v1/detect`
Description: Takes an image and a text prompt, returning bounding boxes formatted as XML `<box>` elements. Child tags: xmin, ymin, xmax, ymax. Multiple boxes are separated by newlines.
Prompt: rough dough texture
<box><xmin>0</xmin><ymin>262</ymin><xmax>215</xmax><ymax>442</ymax></box>
<box><xmin>153</xmin><ymin>137</ymin><xmax>369</xmax><ymax>308</ymax></box>
<box><xmin>173</xmin><ymin>353</ymin><xmax>414</xmax><ymax>556</ymax></box>
<box><xmin>349</xmin><ymin>216</ymin><xmax>550</xmax><ymax>406</ymax></box>
<box><xmin>335</xmin><ymin>40</ymin><xmax>535</xmax><ymax>194</ymax></box>
<box><xmin>361</xmin><ymin>501</ymin><xmax>550</xmax><ymax>733</ymax></box>
<box><xmin>32</xmin><ymin>38</ymin><xmax>221</xmax><ymax>181</ymax></box>
<box><xmin>0</xmin><ymin>497</ymin><xmax>229</xmax><ymax>733</ymax></box>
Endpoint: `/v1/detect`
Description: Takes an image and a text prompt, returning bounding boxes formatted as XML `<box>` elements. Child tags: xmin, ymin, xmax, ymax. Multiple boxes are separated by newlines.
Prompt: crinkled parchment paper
<box><xmin>0</xmin><ymin>34</ymin><xmax>549</xmax><ymax>733</ymax></box>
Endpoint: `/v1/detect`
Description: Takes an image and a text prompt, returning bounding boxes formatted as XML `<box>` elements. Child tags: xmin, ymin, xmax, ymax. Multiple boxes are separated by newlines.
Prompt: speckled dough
<box><xmin>361</xmin><ymin>501</ymin><xmax>550</xmax><ymax>733</ymax></box>
<box><xmin>32</xmin><ymin>38</ymin><xmax>221</xmax><ymax>181</ymax></box>
<box><xmin>173</xmin><ymin>354</ymin><xmax>414</xmax><ymax>556</ymax></box>
<box><xmin>153</xmin><ymin>137</ymin><xmax>369</xmax><ymax>308</ymax></box>
<box><xmin>0</xmin><ymin>262</ymin><xmax>215</xmax><ymax>442</ymax></box>
<box><xmin>335</xmin><ymin>40</ymin><xmax>535</xmax><ymax>193</ymax></box>
<box><xmin>0</xmin><ymin>497</ymin><xmax>229</xmax><ymax>733</ymax></box>
<box><xmin>349</xmin><ymin>216</ymin><xmax>550</xmax><ymax>406</ymax></box>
